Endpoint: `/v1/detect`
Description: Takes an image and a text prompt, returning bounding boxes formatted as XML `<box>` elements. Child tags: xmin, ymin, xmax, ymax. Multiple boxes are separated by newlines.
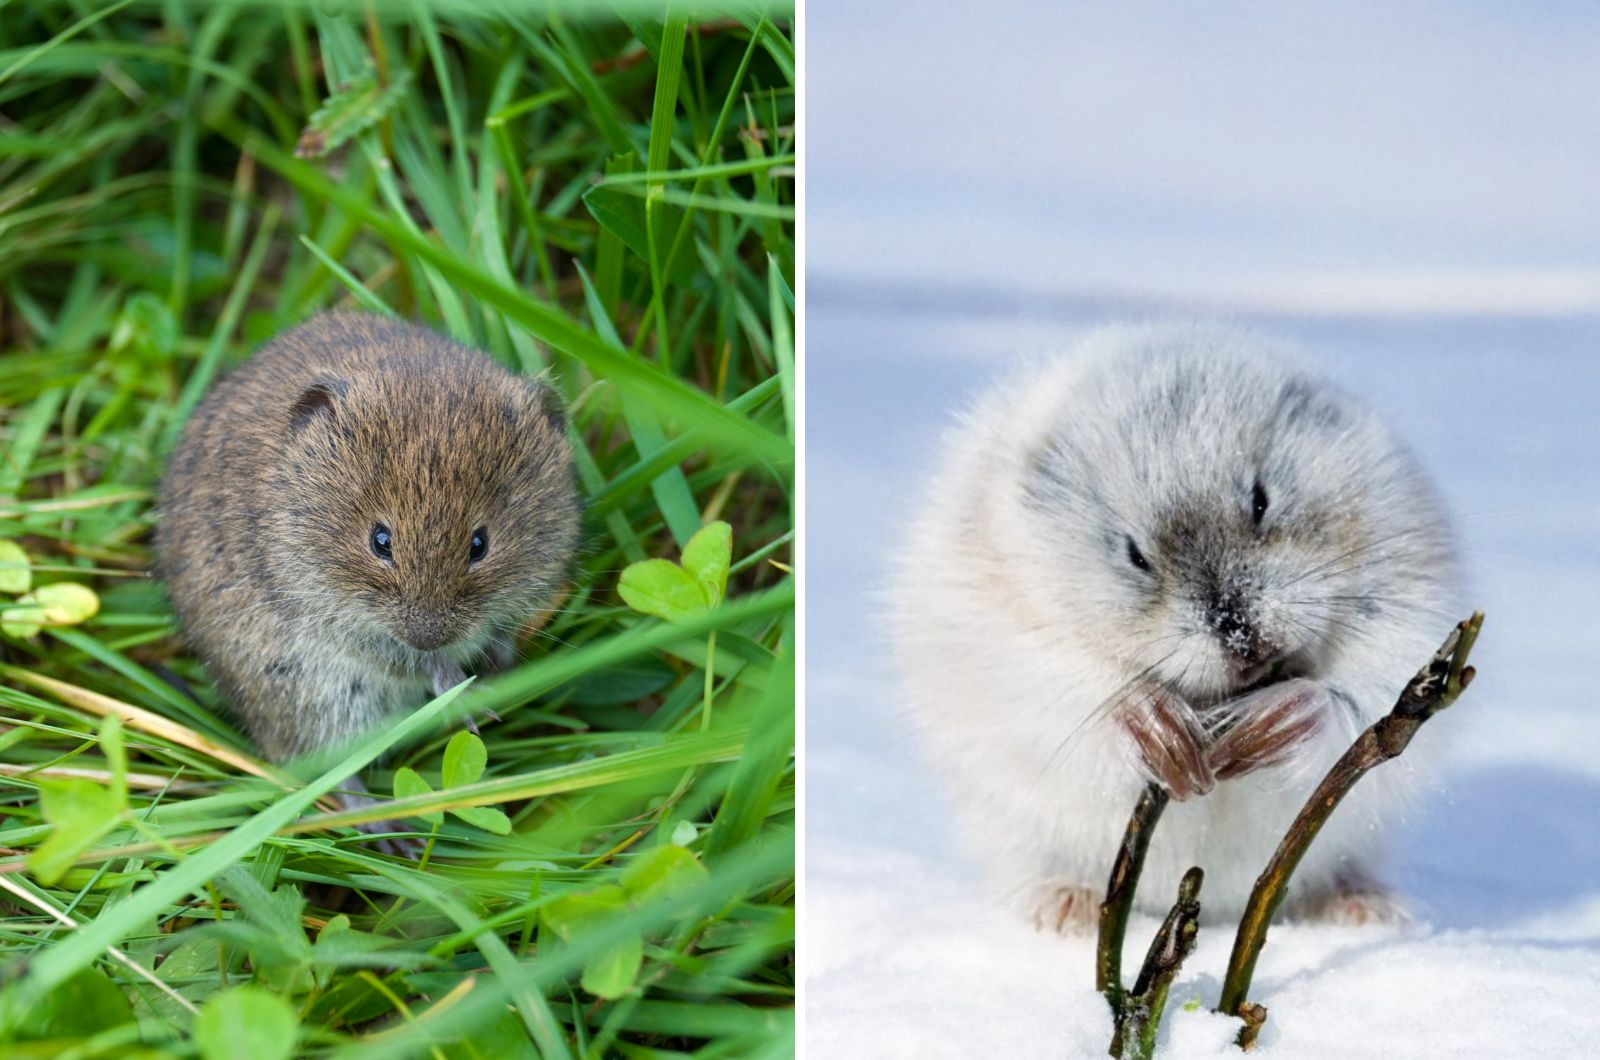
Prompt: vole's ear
<box><xmin>289</xmin><ymin>379</ymin><xmax>348</xmax><ymax>431</ymax></box>
<box><xmin>519</xmin><ymin>376</ymin><xmax>568</xmax><ymax>435</ymax></box>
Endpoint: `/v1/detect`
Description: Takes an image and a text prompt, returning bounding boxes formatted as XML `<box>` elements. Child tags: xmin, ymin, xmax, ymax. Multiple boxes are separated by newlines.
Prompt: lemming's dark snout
<box><xmin>1204</xmin><ymin>588</ymin><xmax>1279</xmax><ymax>673</ymax></box>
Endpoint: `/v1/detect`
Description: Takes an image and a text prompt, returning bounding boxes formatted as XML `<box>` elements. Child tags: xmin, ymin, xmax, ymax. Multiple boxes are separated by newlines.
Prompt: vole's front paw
<box><xmin>1207</xmin><ymin>677</ymin><xmax>1327</xmax><ymax>781</ymax></box>
<box><xmin>427</xmin><ymin>655</ymin><xmax>469</xmax><ymax>698</ymax></box>
<box><xmin>1023</xmin><ymin>880</ymin><xmax>1101</xmax><ymax>935</ymax></box>
<box><xmin>353</xmin><ymin>819</ymin><xmax>427</xmax><ymax>860</ymax></box>
<box><xmin>463</xmin><ymin>705</ymin><xmax>502</xmax><ymax>736</ymax></box>
<box><xmin>1116</xmin><ymin>684</ymin><xmax>1215</xmax><ymax>800</ymax></box>
<box><xmin>483</xmin><ymin>636</ymin><xmax>521</xmax><ymax>674</ymax></box>
<box><xmin>424</xmin><ymin>655</ymin><xmax>501</xmax><ymax>735</ymax></box>
<box><xmin>333</xmin><ymin>777</ymin><xmax>425</xmax><ymax>859</ymax></box>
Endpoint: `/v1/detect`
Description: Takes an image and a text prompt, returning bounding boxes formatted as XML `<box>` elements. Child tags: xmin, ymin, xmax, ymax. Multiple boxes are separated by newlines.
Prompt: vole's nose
<box><xmin>401</xmin><ymin>612</ymin><xmax>451</xmax><ymax>651</ymax></box>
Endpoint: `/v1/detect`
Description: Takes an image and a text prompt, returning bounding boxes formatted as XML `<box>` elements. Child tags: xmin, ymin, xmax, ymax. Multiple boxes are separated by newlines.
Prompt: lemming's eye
<box><xmin>1251</xmin><ymin>478</ymin><xmax>1269</xmax><ymax>526</ymax></box>
<box><xmin>1125</xmin><ymin>536</ymin><xmax>1151</xmax><ymax>573</ymax></box>
<box><xmin>371</xmin><ymin>523</ymin><xmax>393</xmax><ymax>561</ymax></box>
<box><xmin>469</xmin><ymin>527</ymin><xmax>489</xmax><ymax>563</ymax></box>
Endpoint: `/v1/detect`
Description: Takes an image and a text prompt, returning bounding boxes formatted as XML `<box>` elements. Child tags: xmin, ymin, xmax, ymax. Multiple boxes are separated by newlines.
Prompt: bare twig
<box><xmin>1097</xmin><ymin>782</ymin><xmax>1170</xmax><ymax>1019</ymax></box>
<box><xmin>1235</xmin><ymin>1002</ymin><xmax>1267</xmax><ymax>1050</ymax></box>
<box><xmin>1108</xmin><ymin>866</ymin><xmax>1204</xmax><ymax>1060</ymax></box>
<box><xmin>1215</xmin><ymin>611</ymin><xmax>1484</xmax><ymax>1044</ymax></box>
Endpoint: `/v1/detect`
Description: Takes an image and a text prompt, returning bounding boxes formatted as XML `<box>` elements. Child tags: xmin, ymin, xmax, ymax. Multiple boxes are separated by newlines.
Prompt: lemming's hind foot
<box><xmin>1290</xmin><ymin>870</ymin><xmax>1409</xmax><ymax>926</ymax></box>
<box><xmin>1023</xmin><ymin>880</ymin><xmax>1101</xmax><ymax>935</ymax></box>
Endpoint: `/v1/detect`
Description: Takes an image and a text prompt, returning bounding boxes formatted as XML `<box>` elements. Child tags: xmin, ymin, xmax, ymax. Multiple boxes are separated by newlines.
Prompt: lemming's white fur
<box><xmin>888</xmin><ymin>323</ymin><xmax>1461</xmax><ymax>925</ymax></box>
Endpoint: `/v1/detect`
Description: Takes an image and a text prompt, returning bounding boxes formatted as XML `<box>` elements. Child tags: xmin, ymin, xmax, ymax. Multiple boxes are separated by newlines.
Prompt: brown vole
<box><xmin>158</xmin><ymin>312</ymin><xmax>579</xmax><ymax>780</ymax></box>
<box><xmin>890</xmin><ymin>323</ymin><xmax>1461</xmax><ymax>931</ymax></box>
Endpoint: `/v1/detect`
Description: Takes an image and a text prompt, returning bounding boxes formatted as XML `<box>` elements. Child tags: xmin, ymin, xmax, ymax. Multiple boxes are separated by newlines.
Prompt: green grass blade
<box><xmin>0</xmin><ymin>680</ymin><xmax>473</xmax><ymax>1032</ymax></box>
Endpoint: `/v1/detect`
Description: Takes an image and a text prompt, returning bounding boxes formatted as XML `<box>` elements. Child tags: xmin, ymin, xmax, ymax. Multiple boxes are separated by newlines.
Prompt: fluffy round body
<box><xmin>158</xmin><ymin>312</ymin><xmax>579</xmax><ymax>760</ymax></box>
<box><xmin>889</xmin><ymin>323</ymin><xmax>1461</xmax><ymax>925</ymax></box>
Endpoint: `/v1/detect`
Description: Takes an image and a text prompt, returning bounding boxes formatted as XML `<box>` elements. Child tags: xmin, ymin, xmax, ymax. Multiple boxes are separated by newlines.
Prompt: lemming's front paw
<box><xmin>1206</xmin><ymin>678</ymin><xmax>1328</xmax><ymax>781</ymax></box>
<box><xmin>1116</xmin><ymin>684</ymin><xmax>1215</xmax><ymax>800</ymax></box>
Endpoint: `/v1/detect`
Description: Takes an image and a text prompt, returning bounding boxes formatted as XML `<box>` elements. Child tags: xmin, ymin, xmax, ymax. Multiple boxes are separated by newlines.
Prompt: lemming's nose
<box><xmin>1213</xmin><ymin>608</ymin><xmax>1255</xmax><ymax>655</ymax></box>
<box><xmin>1205</xmin><ymin>589</ymin><xmax>1275</xmax><ymax>671</ymax></box>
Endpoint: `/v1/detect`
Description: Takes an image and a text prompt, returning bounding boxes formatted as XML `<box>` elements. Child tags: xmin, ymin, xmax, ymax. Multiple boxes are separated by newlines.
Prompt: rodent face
<box><xmin>270</xmin><ymin>366</ymin><xmax>579</xmax><ymax>656</ymax></box>
<box><xmin>1021</xmin><ymin>345</ymin><xmax>1444</xmax><ymax>705</ymax></box>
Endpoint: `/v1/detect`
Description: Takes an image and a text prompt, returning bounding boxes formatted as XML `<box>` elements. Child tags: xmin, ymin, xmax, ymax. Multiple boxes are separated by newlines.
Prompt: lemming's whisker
<box><xmin>1289</xmin><ymin>594</ymin><xmax>1462</xmax><ymax>628</ymax></box>
<box><xmin>1041</xmin><ymin>647</ymin><xmax>1181</xmax><ymax>776</ymax></box>
<box><xmin>1272</xmin><ymin>527</ymin><xmax>1436</xmax><ymax>591</ymax></box>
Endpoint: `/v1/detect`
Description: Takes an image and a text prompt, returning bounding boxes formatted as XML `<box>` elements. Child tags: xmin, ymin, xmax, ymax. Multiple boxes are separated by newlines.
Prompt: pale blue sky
<box><xmin>808</xmin><ymin>1</ymin><xmax>1600</xmax><ymax>312</ymax></box>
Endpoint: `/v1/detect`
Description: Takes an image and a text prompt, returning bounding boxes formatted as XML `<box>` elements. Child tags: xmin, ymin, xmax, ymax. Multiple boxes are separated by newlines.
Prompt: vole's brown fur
<box><xmin>158</xmin><ymin>312</ymin><xmax>579</xmax><ymax>761</ymax></box>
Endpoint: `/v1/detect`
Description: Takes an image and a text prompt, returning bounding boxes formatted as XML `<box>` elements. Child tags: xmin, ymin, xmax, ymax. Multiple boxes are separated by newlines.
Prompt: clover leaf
<box><xmin>617</xmin><ymin>521</ymin><xmax>732</xmax><ymax>622</ymax></box>
<box><xmin>28</xmin><ymin>715</ymin><xmax>126</xmax><ymax>885</ymax></box>
<box><xmin>3</xmin><ymin>580</ymin><xmax>100</xmax><ymax>639</ymax></box>
<box><xmin>539</xmin><ymin>844</ymin><xmax>712</xmax><ymax>1001</ymax></box>
<box><xmin>0</xmin><ymin>541</ymin><xmax>30</xmax><ymax>595</ymax></box>
<box><xmin>390</xmin><ymin>731</ymin><xmax>510</xmax><ymax>835</ymax></box>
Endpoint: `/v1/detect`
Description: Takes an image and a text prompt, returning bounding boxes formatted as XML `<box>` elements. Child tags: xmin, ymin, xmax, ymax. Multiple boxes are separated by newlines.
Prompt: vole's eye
<box><xmin>469</xmin><ymin>527</ymin><xmax>489</xmax><ymax>564</ymax></box>
<box><xmin>371</xmin><ymin>523</ymin><xmax>393</xmax><ymax>561</ymax></box>
<box><xmin>1251</xmin><ymin>478</ymin><xmax>1269</xmax><ymax>526</ymax></box>
<box><xmin>1125</xmin><ymin>537</ymin><xmax>1152</xmax><ymax>573</ymax></box>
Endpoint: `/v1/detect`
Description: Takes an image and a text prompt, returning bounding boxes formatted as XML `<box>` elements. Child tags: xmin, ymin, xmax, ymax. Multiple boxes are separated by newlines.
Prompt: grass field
<box><xmin>0</xmin><ymin>2</ymin><xmax>795</xmax><ymax>1056</ymax></box>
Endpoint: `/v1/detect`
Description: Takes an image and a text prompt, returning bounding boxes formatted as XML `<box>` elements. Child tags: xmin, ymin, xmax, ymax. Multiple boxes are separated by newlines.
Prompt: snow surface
<box><xmin>802</xmin><ymin>304</ymin><xmax>1600</xmax><ymax>1058</ymax></box>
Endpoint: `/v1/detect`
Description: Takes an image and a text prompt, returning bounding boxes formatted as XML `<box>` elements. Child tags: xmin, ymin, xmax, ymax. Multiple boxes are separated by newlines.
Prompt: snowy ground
<box><xmin>802</xmin><ymin>301</ymin><xmax>1600</xmax><ymax>1058</ymax></box>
